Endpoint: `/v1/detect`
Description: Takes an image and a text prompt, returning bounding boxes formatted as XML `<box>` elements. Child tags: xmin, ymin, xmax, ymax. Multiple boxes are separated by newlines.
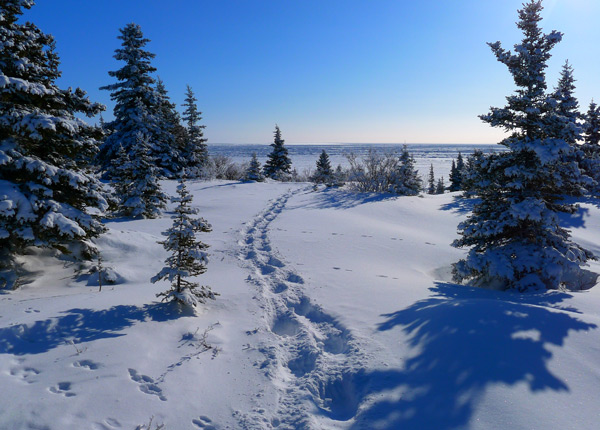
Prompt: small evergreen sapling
<box><xmin>245</xmin><ymin>153</ymin><xmax>264</xmax><ymax>182</ymax></box>
<box><xmin>313</xmin><ymin>150</ymin><xmax>334</xmax><ymax>185</ymax></box>
<box><xmin>435</xmin><ymin>177</ymin><xmax>445</xmax><ymax>194</ymax></box>
<box><xmin>389</xmin><ymin>146</ymin><xmax>422</xmax><ymax>195</ymax></box>
<box><xmin>263</xmin><ymin>125</ymin><xmax>292</xmax><ymax>180</ymax></box>
<box><xmin>152</xmin><ymin>178</ymin><xmax>216</xmax><ymax>307</ymax></box>
<box><xmin>427</xmin><ymin>164</ymin><xmax>436</xmax><ymax>194</ymax></box>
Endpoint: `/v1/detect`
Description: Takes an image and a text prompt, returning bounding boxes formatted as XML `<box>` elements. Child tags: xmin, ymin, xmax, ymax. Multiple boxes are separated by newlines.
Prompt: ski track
<box><xmin>237</xmin><ymin>187</ymin><xmax>367</xmax><ymax>429</ymax></box>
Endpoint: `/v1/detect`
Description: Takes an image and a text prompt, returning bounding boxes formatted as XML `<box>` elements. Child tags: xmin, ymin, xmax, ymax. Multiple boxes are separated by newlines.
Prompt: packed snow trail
<box><xmin>237</xmin><ymin>187</ymin><xmax>367</xmax><ymax>429</ymax></box>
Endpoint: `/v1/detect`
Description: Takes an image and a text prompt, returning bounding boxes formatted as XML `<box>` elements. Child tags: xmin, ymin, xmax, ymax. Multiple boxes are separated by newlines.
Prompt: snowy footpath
<box><xmin>1</xmin><ymin>180</ymin><xmax>600</xmax><ymax>430</ymax></box>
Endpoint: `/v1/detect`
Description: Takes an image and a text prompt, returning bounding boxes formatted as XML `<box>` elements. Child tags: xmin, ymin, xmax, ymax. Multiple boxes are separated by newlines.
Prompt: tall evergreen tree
<box><xmin>313</xmin><ymin>150</ymin><xmax>334</xmax><ymax>184</ymax></box>
<box><xmin>548</xmin><ymin>60</ymin><xmax>589</xmax><ymax>196</ymax></box>
<box><xmin>263</xmin><ymin>125</ymin><xmax>292</xmax><ymax>180</ymax></box>
<box><xmin>448</xmin><ymin>160</ymin><xmax>460</xmax><ymax>191</ymax></box>
<box><xmin>152</xmin><ymin>177</ymin><xmax>215</xmax><ymax>307</ymax></box>
<box><xmin>181</xmin><ymin>85</ymin><xmax>208</xmax><ymax>177</ymax></box>
<box><xmin>0</xmin><ymin>0</ymin><xmax>108</xmax><ymax>266</ymax></box>
<box><xmin>461</xmin><ymin>149</ymin><xmax>486</xmax><ymax>197</ymax></box>
<box><xmin>427</xmin><ymin>164</ymin><xmax>436</xmax><ymax>194</ymax></box>
<box><xmin>154</xmin><ymin>77</ymin><xmax>187</xmax><ymax>177</ymax></box>
<box><xmin>452</xmin><ymin>1</ymin><xmax>593</xmax><ymax>291</ymax></box>
<box><xmin>580</xmin><ymin>100</ymin><xmax>600</xmax><ymax>194</ymax></box>
<box><xmin>97</xmin><ymin>23</ymin><xmax>162</xmax><ymax>176</ymax></box>
<box><xmin>113</xmin><ymin>129</ymin><xmax>167</xmax><ymax>218</ymax></box>
<box><xmin>245</xmin><ymin>153</ymin><xmax>264</xmax><ymax>182</ymax></box>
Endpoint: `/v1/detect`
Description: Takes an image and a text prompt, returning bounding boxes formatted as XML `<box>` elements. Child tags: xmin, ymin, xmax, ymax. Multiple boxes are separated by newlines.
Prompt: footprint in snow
<box><xmin>24</xmin><ymin>308</ymin><xmax>40</xmax><ymax>313</ymax></box>
<box><xmin>128</xmin><ymin>368</ymin><xmax>166</xmax><ymax>401</ymax></box>
<box><xmin>192</xmin><ymin>415</ymin><xmax>217</xmax><ymax>429</ymax></box>
<box><xmin>93</xmin><ymin>417</ymin><xmax>122</xmax><ymax>429</ymax></box>
<box><xmin>49</xmin><ymin>381</ymin><xmax>76</xmax><ymax>397</ymax></box>
<box><xmin>73</xmin><ymin>359</ymin><xmax>100</xmax><ymax>370</ymax></box>
<box><xmin>10</xmin><ymin>366</ymin><xmax>40</xmax><ymax>383</ymax></box>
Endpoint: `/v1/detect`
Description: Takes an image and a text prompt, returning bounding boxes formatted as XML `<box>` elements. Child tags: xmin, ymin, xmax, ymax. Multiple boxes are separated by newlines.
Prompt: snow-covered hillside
<box><xmin>1</xmin><ymin>180</ymin><xmax>599</xmax><ymax>430</ymax></box>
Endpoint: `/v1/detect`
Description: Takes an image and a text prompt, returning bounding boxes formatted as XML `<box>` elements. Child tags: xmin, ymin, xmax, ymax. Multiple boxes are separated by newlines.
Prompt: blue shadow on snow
<box><xmin>0</xmin><ymin>302</ymin><xmax>194</xmax><ymax>355</ymax></box>
<box><xmin>342</xmin><ymin>282</ymin><xmax>596</xmax><ymax>429</ymax></box>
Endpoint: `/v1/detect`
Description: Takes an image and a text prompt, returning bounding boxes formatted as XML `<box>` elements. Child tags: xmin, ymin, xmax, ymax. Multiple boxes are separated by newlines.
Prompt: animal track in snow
<box><xmin>49</xmin><ymin>381</ymin><xmax>76</xmax><ymax>397</ymax></box>
<box><xmin>92</xmin><ymin>417</ymin><xmax>122</xmax><ymax>429</ymax></box>
<box><xmin>10</xmin><ymin>366</ymin><xmax>40</xmax><ymax>383</ymax></box>
<box><xmin>128</xmin><ymin>368</ymin><xmax>166</xmax><ymax>401</ymax></box>
<box><xmin>192</xmin><ymin>415</ymin><xmax>217</xmax><ymax>429</ymax></box>
<box><xmin>73</xmin><ymin>359</ymin><xmax>100</xmax><ymax>370</ymax></box>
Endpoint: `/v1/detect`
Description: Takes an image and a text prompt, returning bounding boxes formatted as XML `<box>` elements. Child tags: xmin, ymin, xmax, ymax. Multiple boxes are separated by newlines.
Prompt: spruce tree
<box><xmin>114</xmin><ymin>129</ymin><xmax>167</xmax><ymax>218</ymax></box>
<box><xmin>313</xmin><ymin>150</ymin><xmax>334</xmax><ymax>185</ymax></box>
<box><xmin>154</xmin><ymin>77</ymin><xmax>187</xmax><ymax>177</ymax></box>
<box><xmin>0</xmin><ymin>0</ymin><xmax>108</xmax><ymax>265</ymax></box>
<box><xmin>427</xmin><ymin>164</ymin><xmax>436</xmax><ymax>194</ymax></box>
<box><xmin>452</xmin><ymin>0</ymin><xmax>594</xmax><ymax>291</ymax></box>
<box><xmin>448</xmin><ymin>160</ymin><xmax>460</xmax><ymax>191</ymax></box>
<box><xmin>98</xmin><ymin>23</ymin><xmax>162</xmax><ymax>177</ymax></box>
<box><xmin>245</xmin><ymin>153</ymin><xmax>264</xmax><ymax>182</ymax></box>
<box><xmin>435</xmin><ymin>177</ymin><xmax>445</xmax><ymax>194</ymax></box>
<box><xmin>580</xmin><ymin>101</ymin><xmax>600</xmax><ymax>194</ymax></box>
<box><xmin>456</xmin><ymin>152</ymin><xmax>465</xmax><ymax>175</ymax></box>
<box><xmin>461</xmin><ymin>150</ymin><xmax>486</xmax><ymax>197</ymax></box>
<box><xmin>151</xmin><ymin>177</ymin><xmax>215</xmax><ymax>307</ymax></box>
<box><xmin>181</xmin><ymin>85</ymin><xmax>208</xmax><ymax>178</ymax></box>
<box><xmin>548</xmin><ymin>61</ymin><xmax>588</xmax><ymax>196</ymax></box>
<box><xmin>391</xmin><ymin>145</ymin><xmax>422</xmax><ymax>195</ymax></box>
<box><xmin>263</xmin><ymin>125</ymin><xmax>292</xmax><ymax>180</ymax></box>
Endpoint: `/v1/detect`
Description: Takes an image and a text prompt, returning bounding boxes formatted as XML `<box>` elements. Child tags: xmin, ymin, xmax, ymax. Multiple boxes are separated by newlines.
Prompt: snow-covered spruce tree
<box><xmin>448</xmin><ymin>160</ymin><xmax>460</xmax><ymax>191</ymax></box>
<box><xmin>449</xmin><ymin>152</ymin><xmax>465</xmax><ymax>191</ymax></box>
<box><xmin>181</xmin><ymin>85</ymin><xmax>208</xmax><ymax>178</ymax></box>
<box><xmin>113</xmin><ymin>128</ymin><xmax>167</xmax><ymax>218</ymax></box>
<box><xmin>245</xmin><ymin>153</ymin><xmax>264</xmax><ymax>182</ymax></box>
<box><xmin>313</xmin><ymin>150</ymin><xmax>334</xmax><ymax>185</ymax></box>
<box><xmin>548</xmin><ymin>61</ymin><xmax>589</xmax><ymax>196</ymax></box>
<box><xmin>390</xmin><ymin>145</ymin><xmax>422</xmax><ymax>195</ymax></box>
<box><xmin>151</xmin><ymin>178</ymin><xmax>215</xmax><ymax>307</ymax></box>
<box><xmin>580</xmin><ymin>101</ymin><xmax>600</xmax><ymax>194</ymax></box>
<box><xmin>461</xmin><ymin>149</ymin><xmax>486</xmax><ymax>197</ymax></box>
<box><xmin>435</xmin><ymin>177</ymin><xmax>445</xmax><ymax>194</ymax></box>
<box><xmin>154</xmin><ymin>77</ymin><xmax>187</xmax><ymax>178</ymax></box>
<box><xmin>427</xmin><ymin>164</ymin><xmax>436</xmax><ymax>194</ymax></box>
<box><xmin>0</xmin><ymin>0</ymin><xmax>108</xmax><ymax>265</ymax></box>
<box><xmin>452</xmin><ymin>0</ymin><xmax>594</xmax><ymax>291</ymax></box>
<box><xmin>263</xmin><ymin>125</ymin><xmax>292</xmax><ymax>180</ymax></box>
<box><xmin>97</xmin><ymin>23</ymin><xmax>162</xmax><ymax>177</ymax></box>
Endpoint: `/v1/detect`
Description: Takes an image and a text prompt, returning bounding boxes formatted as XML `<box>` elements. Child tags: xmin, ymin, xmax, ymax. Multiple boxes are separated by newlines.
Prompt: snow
<box><xmin>1</xmin><ymin>180</ymin><xmax>599</xmax><ymax>429</ymax></box>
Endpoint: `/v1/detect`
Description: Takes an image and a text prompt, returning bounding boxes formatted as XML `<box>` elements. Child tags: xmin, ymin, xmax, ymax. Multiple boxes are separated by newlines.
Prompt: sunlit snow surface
<box><xmin>0</xmin><ymin>179</ymin><xmax>598</xmax><ymax>430</ymax></box>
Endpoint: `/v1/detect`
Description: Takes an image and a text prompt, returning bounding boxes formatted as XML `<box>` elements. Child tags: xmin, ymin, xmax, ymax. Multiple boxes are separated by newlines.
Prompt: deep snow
<box><xmin>1</xmin><ymin>180</ymin><xmax>599</xmax><ymax>430</ymax></box>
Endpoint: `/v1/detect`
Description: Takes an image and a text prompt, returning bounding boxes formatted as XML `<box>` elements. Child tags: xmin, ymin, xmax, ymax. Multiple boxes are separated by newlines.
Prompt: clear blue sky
<box><xmin>23</xmin><ymin>0</ymin><xmax>600</xmax><ymax>144</ymax></box>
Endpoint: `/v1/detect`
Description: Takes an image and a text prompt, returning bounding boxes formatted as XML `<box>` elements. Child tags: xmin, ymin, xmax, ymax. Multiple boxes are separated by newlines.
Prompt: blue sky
<box><xmin>24</xmin><ymin>0</ymin><xmax>600</xmax><ymax>144</ymax></box>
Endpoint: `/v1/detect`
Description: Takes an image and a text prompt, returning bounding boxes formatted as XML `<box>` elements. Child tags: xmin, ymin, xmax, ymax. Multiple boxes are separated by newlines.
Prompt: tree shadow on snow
<box><xmin>295</xmin><ymin>187</ymin><xmax>398</xmax><ymax>210</ymax></box>
<box><xmin>439</xmin><ymin>195</ymin><xmax>479</xmax><ymax>215</ymax></box>
<box><xmin>344</xmin><ymin>283</ymin><xmax>596</xmax><ymax>430</ymax></box>
<box><xmin>0</xmin><ymin>301</ymin><xmax>195</xmax><ymax>355</ymax></box>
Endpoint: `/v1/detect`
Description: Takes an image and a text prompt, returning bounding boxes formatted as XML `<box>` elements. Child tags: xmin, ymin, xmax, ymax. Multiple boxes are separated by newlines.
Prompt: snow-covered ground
<box><xmin>1</xmin><ymin>180</ymin><xmax>600</xmax><ymax>430</ymax></box>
